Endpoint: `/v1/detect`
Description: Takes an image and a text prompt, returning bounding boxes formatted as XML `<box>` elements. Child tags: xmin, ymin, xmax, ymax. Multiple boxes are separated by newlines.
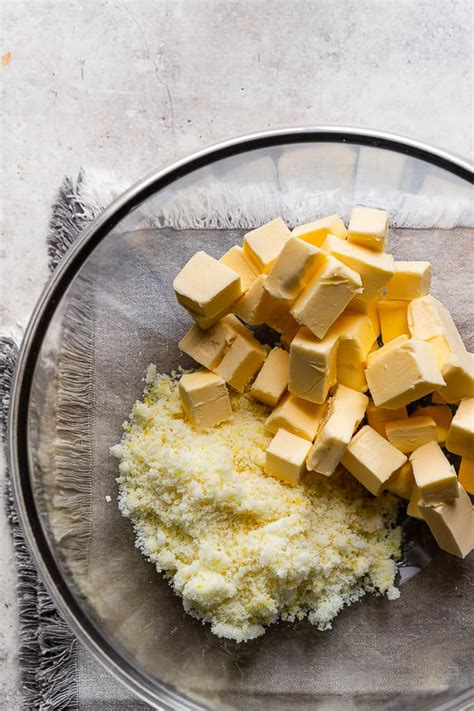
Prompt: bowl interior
<box><xmin>21</xmin><ymin>136</ymin><xmax>473</xmax><ymax>709</ymax></box>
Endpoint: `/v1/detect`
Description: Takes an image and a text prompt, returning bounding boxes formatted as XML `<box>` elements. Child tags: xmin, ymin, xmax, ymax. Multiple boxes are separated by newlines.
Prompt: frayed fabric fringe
<box><xmin>2</xmin><ymin>335</ymin><xmax>79</xmax><ymax>711</ymax></box>
<box><xmin>48</xmin><ymin>270</ymin><xmax>95</xmax><ymax>580</ymax></box>
<box><xmin>1</xmin><ymin>169</ymin><xmax>106</xmax><ymax>710</ymax></box>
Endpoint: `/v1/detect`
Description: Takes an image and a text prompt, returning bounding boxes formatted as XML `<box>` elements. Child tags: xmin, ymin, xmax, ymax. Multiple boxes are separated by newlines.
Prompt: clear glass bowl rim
<box><xmin>8</xmin><ymin>126</ymin><xmax>474</xmax><ymax>710</ymax></box>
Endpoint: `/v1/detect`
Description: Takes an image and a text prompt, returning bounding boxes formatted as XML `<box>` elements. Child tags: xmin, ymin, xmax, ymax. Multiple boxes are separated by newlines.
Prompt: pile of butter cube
<box><xmin>174</xmin><ymin>208</ymin><xmax>474</xmax><ymax>559</ymax></box>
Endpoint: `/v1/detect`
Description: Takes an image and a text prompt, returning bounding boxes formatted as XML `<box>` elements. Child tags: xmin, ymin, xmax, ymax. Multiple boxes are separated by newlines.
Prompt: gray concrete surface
<box><xmin>0</xmin><ymin>0</ymin><xmax>472</xmax><ymax>706</ymax></box>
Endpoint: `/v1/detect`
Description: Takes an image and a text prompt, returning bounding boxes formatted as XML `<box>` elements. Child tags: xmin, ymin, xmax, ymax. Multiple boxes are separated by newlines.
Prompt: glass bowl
<box><xmin>9</xmin><ymin>128</ymin><xmax>473</xmax><ymax>710</ymax></box>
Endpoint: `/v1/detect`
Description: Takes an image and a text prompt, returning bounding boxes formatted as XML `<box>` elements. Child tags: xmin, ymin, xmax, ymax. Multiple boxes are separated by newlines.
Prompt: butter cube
<box><xmin>459</xmin><ymin>457</ymin><xmax>474</xmax><ymax>495</ymax></box>
<box><xmin>179</xmin><ymin>370</ymin><xmax>232</xmax><ymax>429</ymax></box>
<box><xmin>446</xmin><ymin>398</ymin><xmax>474</xmax><ymax>458</ymax></box>
<box><xmin>292</xmin><ymin>213</ymin><xmax>347</xmax><ymax>246</ymax></box>
<box><xmin>288</xmin><ymin>327</ymin><xmax>339</xmax><ymax>404</ymax></box>
<box><xmin>191</xmin><ymin>304</ymin><xmax>237</xmax><ymax>330</ymax></box>
<box><xmin>378</xmin><ymin>300</ymin><xmax>409</xmax><ymax>344</ymax></box>
<box><xmin>347</xmin><ymin>297</ymin><xmax>381</xmax><ymax>339</ymax></box>
<box><xmin>337</xmin><ymin>363</ymin><xmax>368</xmax><ymax>393</ymax></box>
<box><xmin>215</xmin><ymin>333</ymin><xmax>267</xmax><ymax>392</ymax></box>
<box><xmin>220</xmin><ymin>246</ymin><xmax>260</xmax><ymax>292</ymax></box>
<box><xmin>266</xmin><ymin>304</ymin><xmax>299</xmax><ymax>335</ymax></box>
<box><xmin>173</xmin><ymin>251</ymin><xmax>243</xmax><ymax>324</ymax></box>
<box><xmin>266</xmin><ymin>393</ymin><xmax>325</xmax><ymax>441</ymax></box>
<box><xmin>366</xmin><ymin>401</ymin><xmax>408</xmax><ymax>437</ymax></box>
<box><xmin>233</xmin><ymin>275</ymin><xmax>275</xmax><ymax>325</ymax></box>
<box><xmin>234</xmin><ymin>275</ymin><xmax>295</xmax><ymax>333</ymax></box>
<box><xmin>386</xmin><ymin>261</ymin><xmax>432</xmax><ymax>300</ymax></box>
<box><xmin>386</xmin><ymin>461</ymin><xmax>414</xmax><ymax>500</ymax></box>
<box><xmin>178</xmin><ymin>315</ymin><xmax>247</xmax><ymax>370</ymax></box>
<box><xmin>290</xmin><ymin>255</ymin><xmax>362</xmax><ymax>338</ymax></box>
<box><xmin>333</xmin><ymin>314</ymin><xmax>375</xmax><ymax>391</ymax></box>
<box><xmin>432</xmin><ymin>390</ymin><xmax>450</xmax><ymax>404</ymax></box>
<box><xmin>306</xmin><ymin>385</ymin><xmax>368</xmax><ymax>476</ymax></box>
<box><xmin>366</xmin><ymin>334</ymin><xmax>409</xmax><ymax>368</ymax></box>
<box><xmin>332</xmin><ymin>312</ymin><xmax>377</xmax><ymax>363</ymax></box>
<box><xmin>251</xmin><ymin>347</ymin><xmax>289</xmax><ymax>407</ymax></box>
<box><xmin>243</xmin><ymin>218</ymin><xmax>291</xmax><ymax>273</ymax></box>
<box><xmin>412</xmin><ymin>404</ymin><xmax>452</xmax><ymax>444</ymax></box>
<box><xmin>407</xmin><ymin>485</ymin><xmax>423</xmax><ymax>520</ymax></box>
<box><xmin>265</xmin><ymin>428</ymin><xmax>312</xmax><ymax>485</ymax></box>
<box><xmin>280</xmin><ymin>323</ymin><xmax>300</xmax><ymax>350</ymax></box>
<box><xmin>408</xmin><ymin>295</ymin><xmax>473</xmax><ymax>402</ymax></box>
<box><xmin>419</xmin><ymin>483</ymin><xmax>474</xmax><ymax>558</ymax></box>
<box><xmin>265</xmin><ymin>237</ymin><xmax>323</xmax><ymax>304</ymax></box>
<box><xmin>438</xmin><ymin>352</ymin><xmax>474</xmax><ymax>404</ymax></box>
<box><xmin>365</xmin><ymin>339</ymin><xmax>445</xmax><ymax>409</ymax></box>
<box><xmin>347</xmin><ymin>206</ymin><xmax>389</xmax><ymax>252</ymax></box>
<box><xmin>385</xmin><ymin>416</ymin><xmax>437</xmax><ymax>454</ymax></box>
<box><xmin>367</xmin><ymin>341</ymin><xmax>379</xmax><ymax>360</ymax></box>
<box><xmin>323</xmin><ymin>233</ymin><xmax>394</xmax><ymax>302</ymax></box>
<box><xmin>408</xmin><ymin>294</ymin><xmax>461</xmax><ymax>345</ymax></box>
<box><xmin>341</xmin><ymin>425</ymin><xmax>407</xmax><ymax>495</ymax></box>
<box><xmin>410</xmin><ymin>441</ymin><xmax>458</xmax><ymax>503</ymax></box>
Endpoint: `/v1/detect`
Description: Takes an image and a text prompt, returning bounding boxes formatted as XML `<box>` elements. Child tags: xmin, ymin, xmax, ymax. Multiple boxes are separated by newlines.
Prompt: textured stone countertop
<box><xmin>0</xmin><ymin>0</ymin><xmax>471</xmax><ymax>707</ymax></box>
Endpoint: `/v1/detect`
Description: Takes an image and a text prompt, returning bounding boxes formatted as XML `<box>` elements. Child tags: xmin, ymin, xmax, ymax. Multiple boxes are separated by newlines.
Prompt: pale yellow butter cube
<box><xmin>446</xmin><ymin>398</ymin><xmax>474</xmax><ymax>458</ymax></box>
<box><xmin>337</xmin><ymin>363</ymin><xmax>368</xmax><ymax>393</ymax></box>
<box><xmin>366</xmin><ymin>334</ymin><xmax>409</xmax><ymax>367</ymax></box>
<box><xmin>191</xmin><ymin>303</ymin><xmax>238</xmax><ymax>330</ymax></box>
<box><xmin>173</xmin><ymin>251</ymin><xmax>242</xmax><ymax>321</ymax></box>
<box><xmin>365</xmin><ymin>339</ymin><xmax>445</xmax><ymax>409</ymax></box>
<box><xmin>407</xmin><ymin>485</ymin><xmax>423</xmax><ymax>520</ymax></box>
<box><xmin>233</xmin><ymin>275</ymin><xmax>275</xmax><ymax>326</ymax></box>
<box><xmin>368</xmin><ymin>341</ymin><xmax>379</xmax><ymax>360</ymax></box>
<box><xmin>323</xmin><ymin>233</ymin><xmax>394</xmax><ymax>302</ymax></box>
<box><xmin>280</xmin><ymin>323</ymin><xmax>300</xmax><ymax>350</ymax></box>
<box><xmin>251</xmin><ymin>347</ymin><xmax>289</xmax><ymax>407</ymax></box>
<box><xmin>410</xmin><ymin>441</ymin><xmax>458</xmax><ymax>503</ymax></box>
<box><xmin>438</xmin><ymin>352</ymin><xmax>474</xmax><ymax>403</ymax></box>
<box><xmin>386</xmin><ymin>416</ymin><xmax>437</xmax><ymax>454</ymax></box>
<box><xmin>220</xmin><ymin>245</ymin><xmax>260</xmax><ymax>292</ymax></box>
<box><xmin>290</xmin><ymin>255</ymin><xmax>362</xmax><ymax>338</ymax></box>
<box><xmin>341</xmin><ymin>425</ymin><xmax>407</xmax><ymax>495</ymax></box>
<box><xmin>266</xmin><ymin>304</ymin><xmax>299</xmax><ymax>335</ymax></box>
<box><xmin>288</xmin><ymin>327</ymin><xmax>339</xmax><ymax>404</ymax></box>
<box><xmin>419</xmin><ymin>483</ymin><xmax>474</xmax><ymax>558</ymax></box>
<box><xmin>408</xmin><ymin>294</ymin><xmax>461</xmax><ymax>345</ymax></box>
<box><xmin>407</xmin><ymin>295</ymin><xmax>473</xmax><ymax>402</ymax></box>
<box><xmin>347</xmin><ymin>296</ymin><xmax>381</xmax><ymax>338</ymax></box>
<box><xmin>348</xmin><ymin>206</ymin><xmax>389</xmax><ymax>252</ymax></box>
<box><xmin>234</xmin><ymin>275</ymin><xmax>295</xmax><ymax>332</ymax></box>
<box><xmin>265</xmin><ymin>237</ymin><xmax>323</xmax><ymax>304</ymax></box>
<box><xmin>459</xmin><ymin>457</ymin><xmax>474</xmax><ymax>495</ymax></box>
<box><xmin>386</xmin><ymin>461</ymin><xmax>414</xmax><ymax>500</ymax></box>
<box><xmin>366</xmin><ymin>401</ymin><xmax>408</xmax><ymax>437</ymax></box>
<box><xmin>332</xmin><ymin>312</ymin><xmax>377</xmax><ymax>363</ymax></box>
<box><xmin>292</xmin><ymin>214</ymin><xmax>347</xmax><ymax>246</ymax></box>
<box><xmin>386</xmin><ymin>261</ymin><xmax>432</xmax><ymax>300</ymax></box>
<box><xmin>306</xmin><ymin>385</ymin><xmax>368</xmax><ymax>476</ymax></box>
<box><xmin>378</xmin><ymin>300</ymin><xmax>409</xmax><ymax>344</ymax></box>
<box><xmin>266</xmin><ymin>393</ymin><xmax>325</xmax><ymax>441</ymax></box>
<box><xmin>179</xmin><ymin>370</ymin><xmax>232</xmax><ymax>429</ymax></box>
<box><xmin>432</xmin><ymin>390</ymin><xmax>450</xmax><ymax>404</ymax></box>
<box><xmin>178</xmin><ymin>315</ymin><xmax>247</xmax><ymax>370</ymax></box>
<box><xmin>215</xmin><ymin>334</ymin><xmax>267</xmax><ymax>392</ymax></box>
<box><xmin>412</xmin><ymin>404</ymin><xmax>452</xmax><ymax>444</ymax></box>
<box><xmin>265</xmin><ymin>428</ymin><xmax>312</xmax><ymax>485</ymax></box>
<box><xmin>220</xmin><ymin>313</ymin><xmax>251</xmax><ymax>338</ymax></box>
<box><xmin>243</xmin><ymin>218</ymin><xmax>291</xmax><ymax>273</ymax></box>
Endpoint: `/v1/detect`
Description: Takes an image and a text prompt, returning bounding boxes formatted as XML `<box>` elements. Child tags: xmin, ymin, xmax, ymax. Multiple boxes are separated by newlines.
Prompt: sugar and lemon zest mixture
<box><xmin>113</xmin><ymin>371</ymin><xmax>401</xmax><ymax>642</ymax></box>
